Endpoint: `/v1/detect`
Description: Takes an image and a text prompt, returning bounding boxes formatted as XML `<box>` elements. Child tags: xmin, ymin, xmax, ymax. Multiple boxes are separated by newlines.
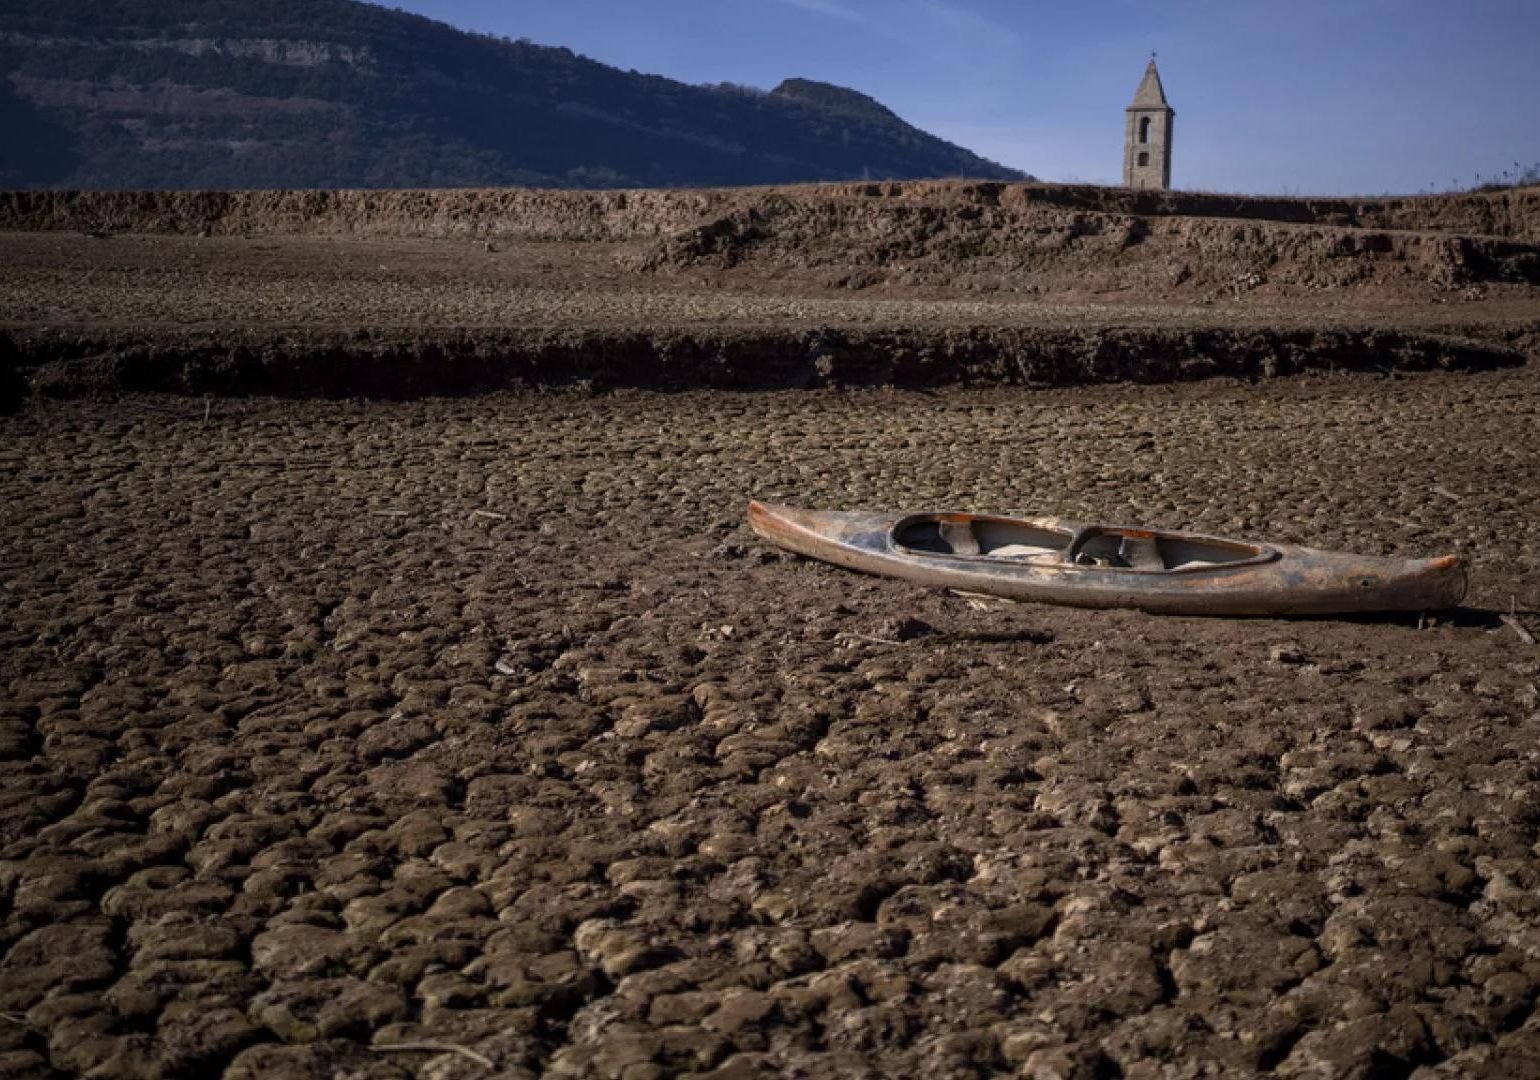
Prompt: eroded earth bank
<box><xmin>2</xmin><ymin>181</ymin><xmax>1539</xmax><ymax>400</ymax></box>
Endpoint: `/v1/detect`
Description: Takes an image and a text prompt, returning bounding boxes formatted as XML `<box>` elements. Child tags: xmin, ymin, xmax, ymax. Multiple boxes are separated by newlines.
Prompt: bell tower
<box><xmin>1124</xmin><ymin>57</ymin><xmax>1174</xmax><ymax>190</ymax></box>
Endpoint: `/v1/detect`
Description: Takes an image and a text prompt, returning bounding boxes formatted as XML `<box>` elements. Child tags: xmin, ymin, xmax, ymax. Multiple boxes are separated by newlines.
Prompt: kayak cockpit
<box><xmin>895</xmin><ymin>516</ymin><xmax>1070</xmax><ymax>561</ymax></box>
<box><xmin>891</xmin><ymin>514</ymin><xmax>1272</xmax><ymax>572</ymax></box>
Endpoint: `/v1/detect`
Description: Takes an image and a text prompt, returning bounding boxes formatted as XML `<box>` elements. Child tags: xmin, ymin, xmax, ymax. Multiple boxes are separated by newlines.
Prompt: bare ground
<box><xmin>3</xmin><ymin>182</ymin><xmax>1540</xmax><ymax>1078</ymax></box>
<box><xmin>3</xmin><ymin>366</ymin><xmax>1540</xmax><ymax>1078</ymax></box>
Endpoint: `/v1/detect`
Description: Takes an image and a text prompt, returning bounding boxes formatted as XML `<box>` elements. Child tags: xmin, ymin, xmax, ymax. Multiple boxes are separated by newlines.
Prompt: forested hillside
<box><xmin>0</xmin><ymin>0</ymin><xmax>1027</xmax><ymax>189</ymax></box>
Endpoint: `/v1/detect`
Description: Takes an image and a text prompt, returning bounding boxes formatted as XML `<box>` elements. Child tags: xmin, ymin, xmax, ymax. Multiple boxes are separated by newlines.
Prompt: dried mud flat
<box><xmin>4</xmin><ymin>366</ymin><xmax>1540</xmax><ymax>1079</ymax></box>
<box><xmin>4</xmin><ymin>181</ymin><xmax>1540</xmax><ymax>1078</ymax></box>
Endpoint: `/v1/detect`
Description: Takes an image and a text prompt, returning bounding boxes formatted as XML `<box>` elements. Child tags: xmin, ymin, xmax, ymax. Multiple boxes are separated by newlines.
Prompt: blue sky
<box><xmin>394</xmin><ymin>0</ymin><xmax>1539</xmax><ymax>195</ymax></box>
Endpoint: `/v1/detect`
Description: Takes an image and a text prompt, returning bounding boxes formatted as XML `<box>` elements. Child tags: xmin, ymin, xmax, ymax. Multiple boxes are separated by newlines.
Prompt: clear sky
<box><xmin>392</xmin><ymin>0</ymin><xmax>1539</xmax><ymax>196</ymax></box>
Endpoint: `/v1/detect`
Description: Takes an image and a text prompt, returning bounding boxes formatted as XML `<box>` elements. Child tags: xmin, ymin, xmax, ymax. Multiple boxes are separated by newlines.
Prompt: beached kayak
<box><xmin>747</xmin><ymin>502</ymin><xmax>1466</xmax><ymax>616</ymax></box>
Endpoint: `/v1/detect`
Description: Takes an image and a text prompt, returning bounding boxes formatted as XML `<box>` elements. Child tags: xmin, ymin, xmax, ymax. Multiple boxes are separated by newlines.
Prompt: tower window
<box><xmin>1138</xmin><ymin>152</ymin><xmax>1149</xmax><ymax>167</ymax></box>
<box><xmin>1139</xmin><ymin>117</ymin><xmax>1151</xmax><ymax>144</ymax></box>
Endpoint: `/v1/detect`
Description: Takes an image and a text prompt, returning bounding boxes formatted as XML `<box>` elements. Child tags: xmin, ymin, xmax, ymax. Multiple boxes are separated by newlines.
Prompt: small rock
<box><xmin>573</xmin><ymin>920</ymin><xmax>673</xmax><ymax>979</ymax></box>
<box><xmin>1269</xmin><ymin>642</ymin><xmax>1309</xmax><ymax>665</ymax></box>
<box><xmin>877</xmin><ymin>616</ymin><xmax>935</xmax><ymax>642</ymax></box>
<box><xmin>704</xmin><ymin>988</ymin><xmax>776</xmax><ymax>1036</ymax></box>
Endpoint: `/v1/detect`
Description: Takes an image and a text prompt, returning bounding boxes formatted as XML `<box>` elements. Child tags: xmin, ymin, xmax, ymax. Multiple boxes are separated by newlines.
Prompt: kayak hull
<box><xmin>747</xmin><ymin>502</ymin><xmax>1467</xmax><ymax>617</ymax></box>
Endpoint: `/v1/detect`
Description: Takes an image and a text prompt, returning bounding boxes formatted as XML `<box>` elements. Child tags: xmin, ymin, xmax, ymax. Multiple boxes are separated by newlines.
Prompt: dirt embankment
<box><xmin>633</xmin><ymin>195</ymin><xmax>1540</xmax><ymax>294</ymax></box>
<box><xmin>1004</xmin><ymin>182</ymin><xmax>1540</xmax><ymax>241</ymax></box>
<box><xmin>0</xmin><ymin>187</ymin><xmax>738</xmax><ymax>242</ymax></box>
<box><xmin>9</xmin><ymin>182</ymin><xmax>1536</xmax><ymax>300</ymax></box>
<box><xmin>3</xmin><ymin>181</ymin><xmax>1538</xmax><ymax>243</ymax></box>
<box><xmin>6</xmin><ymin>326</ymin><xmax>1524</xmax><ymax>402</ymax></box>
<box><xmin>1</xmin><ymin>180</ymin><xmax>1537</xmax><ymax>401</ymax></box>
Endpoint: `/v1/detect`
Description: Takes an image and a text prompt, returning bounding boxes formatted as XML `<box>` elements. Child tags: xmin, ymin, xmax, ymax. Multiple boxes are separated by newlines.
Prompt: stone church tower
<box><xmin>1123</xmin><ymin>58</ymin><xmax>1174</xmax><ymax>190</ymax></box>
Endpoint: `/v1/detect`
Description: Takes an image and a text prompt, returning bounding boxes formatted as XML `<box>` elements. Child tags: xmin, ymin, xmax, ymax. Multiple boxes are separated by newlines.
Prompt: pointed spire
<box><xmin>1130</xmin><ymin>58</ymin><xmax>1169</xmax><ymax>109</ymax></box>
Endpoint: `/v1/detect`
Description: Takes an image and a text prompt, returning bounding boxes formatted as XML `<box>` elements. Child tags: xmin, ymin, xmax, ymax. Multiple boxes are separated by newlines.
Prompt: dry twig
<box><xmin>1499</xmin><ymin>613</ymin><xmax>1536</xmax><ymax>646</ymax></box>
<box><xmin>950</xmin><ymin>589</ymin><xmax>1014</xmax><ymax>611</ymax></box>
<box><xmin>372</xmin><ymin>1042</ymin><xmax>495</xmax><ymax>1069</ymax></box>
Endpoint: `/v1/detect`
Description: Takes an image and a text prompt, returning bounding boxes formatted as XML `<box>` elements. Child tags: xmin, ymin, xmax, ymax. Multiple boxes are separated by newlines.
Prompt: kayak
<box><xmin>746</xmin><ymin>501</ymin><xmax>1467</xmax><ymax>616</ymax></box>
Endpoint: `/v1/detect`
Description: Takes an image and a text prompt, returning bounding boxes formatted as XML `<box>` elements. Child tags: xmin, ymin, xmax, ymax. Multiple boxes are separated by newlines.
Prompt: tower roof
<box><xmin>1128</xmin><ymin>58</ymin><xmax>1170</xmax><ymax>109</ymax></box>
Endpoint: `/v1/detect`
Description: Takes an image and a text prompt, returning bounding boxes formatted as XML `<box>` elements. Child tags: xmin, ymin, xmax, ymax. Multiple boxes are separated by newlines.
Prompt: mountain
<box><xmin>0</xmin><ymin>0</ymin><xmax>1028</xmax><ymax>190</ymax></box>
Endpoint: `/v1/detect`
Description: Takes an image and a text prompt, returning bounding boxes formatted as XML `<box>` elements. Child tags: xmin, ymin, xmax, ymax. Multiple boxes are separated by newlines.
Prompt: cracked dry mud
<box><xmin>3</xmin><ymin>366</ymin><xmax>1540</xmax><ymax>1079</ymax></box>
